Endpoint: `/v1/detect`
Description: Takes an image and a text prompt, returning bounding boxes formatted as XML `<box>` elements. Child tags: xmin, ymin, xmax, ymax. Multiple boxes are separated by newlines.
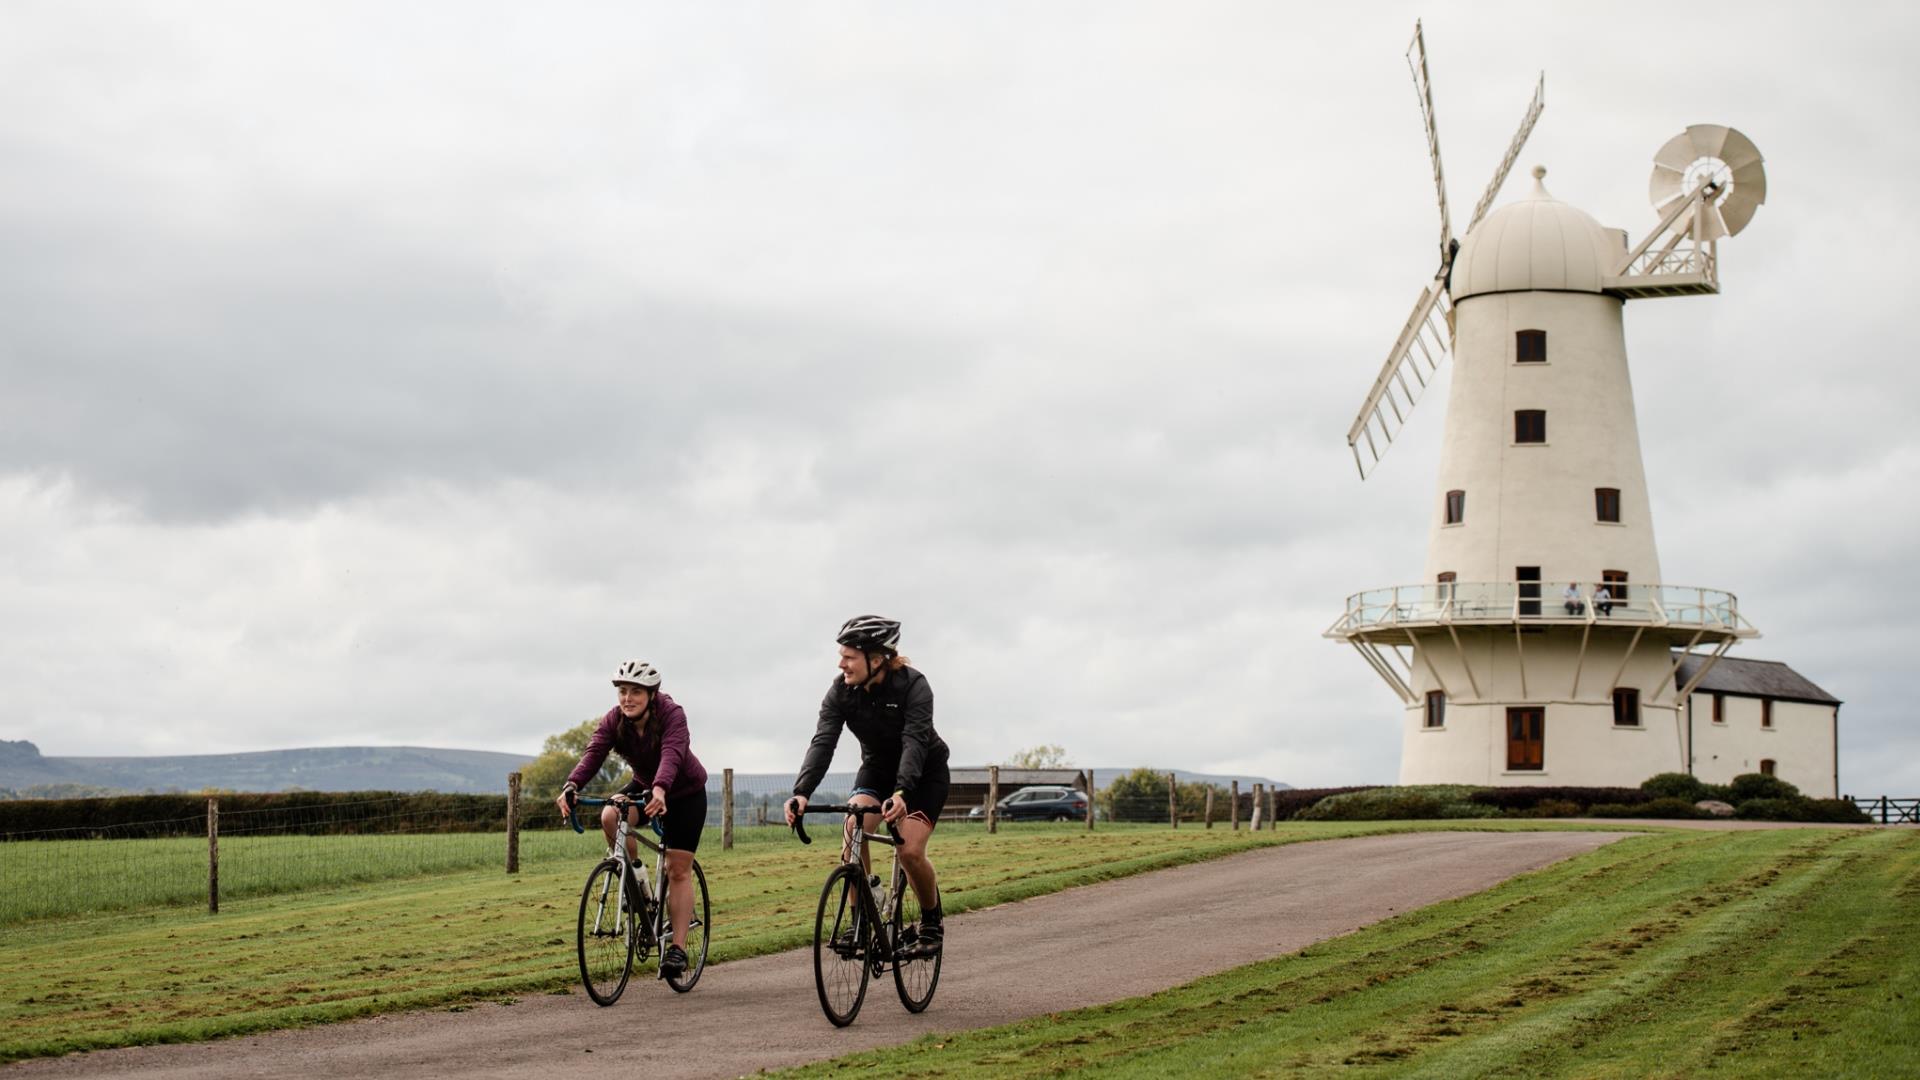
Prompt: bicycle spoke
<box><xmin>813</xmin><ymin>864</ymin><xmax>871</xmax><ymax>1026</ymax></box>
<box><xmin>578</xmin><ymin>861</ymin><xmax>636</xmax><ymax>1006</ymax></box>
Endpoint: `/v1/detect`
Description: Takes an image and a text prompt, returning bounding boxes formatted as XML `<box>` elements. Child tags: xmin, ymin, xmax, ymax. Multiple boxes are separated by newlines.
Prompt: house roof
<box><xmin>1675</xmin><ymin>653</ymin><xmax>1841</xmax><ymax>706</ymax></box>
<box><xmin>949</xmin><ymin>767</ymin><xmax>1084</xmax><ymax>787</ymax></box>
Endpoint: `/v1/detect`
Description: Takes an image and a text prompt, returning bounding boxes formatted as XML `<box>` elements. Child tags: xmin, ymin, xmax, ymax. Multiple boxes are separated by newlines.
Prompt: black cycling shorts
<box><xmin>853</xmin><ymin>761</ymin><xmax>951</xmax><ymax>828</ymax></box>
<box><xmin>615</xmin><ymin>780</ymin><xmax>707</xmax><ymax>854</ymax></box>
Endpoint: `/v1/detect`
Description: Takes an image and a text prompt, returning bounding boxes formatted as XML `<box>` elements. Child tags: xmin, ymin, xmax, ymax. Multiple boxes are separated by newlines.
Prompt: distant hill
<box><xmin>0</xmin><ymin>740</ymin><xmax>1288</xmax><ymax>800</ymax></box>
<box><xmin>0</xmin><ymin>740</ymin><xmax>534</xmax><ymax>798</ymax></box>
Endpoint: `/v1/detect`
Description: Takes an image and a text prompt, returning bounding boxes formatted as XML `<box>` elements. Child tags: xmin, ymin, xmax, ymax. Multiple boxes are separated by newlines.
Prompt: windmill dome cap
<box><xmin>1451</xmin><ymin>166</ymin><xmax>1627</xmax><ymax>301</ymax></box>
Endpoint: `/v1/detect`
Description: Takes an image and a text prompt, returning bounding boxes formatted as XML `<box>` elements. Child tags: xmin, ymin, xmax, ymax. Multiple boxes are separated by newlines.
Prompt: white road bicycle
<box><xmin>568</xmin><ymin>794</ymin><xmax>710</xmax><ymax>1003</ymax></box>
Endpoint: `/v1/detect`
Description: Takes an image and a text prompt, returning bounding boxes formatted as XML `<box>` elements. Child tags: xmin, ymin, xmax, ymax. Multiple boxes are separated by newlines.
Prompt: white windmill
<box><xmin>1326</xmin><ymin>22</ymin><xmax>1769</xmax><ymax>788</ymax></box>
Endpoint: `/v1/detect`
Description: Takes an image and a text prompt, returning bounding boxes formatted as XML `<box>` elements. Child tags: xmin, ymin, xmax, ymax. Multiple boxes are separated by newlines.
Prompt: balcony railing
<box><xmin>1327</xmin><ymin>581</ymin><xmax>1756</xmax><ymax>639</ymax></box>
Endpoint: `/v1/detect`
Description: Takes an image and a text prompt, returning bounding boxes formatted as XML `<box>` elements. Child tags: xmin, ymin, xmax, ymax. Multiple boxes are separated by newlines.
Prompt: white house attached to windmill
<box><xmin>1326</xmin><ymin>23</ymin><xmax>1841</xmax><ymax>796</ymax></box>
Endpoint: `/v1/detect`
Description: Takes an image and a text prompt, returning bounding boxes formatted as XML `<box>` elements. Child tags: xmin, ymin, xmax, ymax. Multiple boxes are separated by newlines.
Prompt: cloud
<box><xmin>3</xmin><ymin>2</ymin><xmax>1917</xmax><ymax>796</ymax></box>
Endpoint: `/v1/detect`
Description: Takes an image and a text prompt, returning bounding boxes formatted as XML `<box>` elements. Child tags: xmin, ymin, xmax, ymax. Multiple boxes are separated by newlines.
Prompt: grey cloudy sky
<box><xmin>4</xmin><ymin>1</ymin><xmax>1917</xmax><ymax>794</ymax></box>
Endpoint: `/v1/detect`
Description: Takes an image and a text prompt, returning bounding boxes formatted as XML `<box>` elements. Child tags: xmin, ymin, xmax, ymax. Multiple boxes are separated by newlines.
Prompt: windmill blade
<box><xmin>1465</xmin><ymin>72</ymin><xmax>1546</xmax><ymax>233</ymax></box>
<box><xmin>1347</xmin><ymin>268</ymin><xmax>1452</xmax><ymax>479</ymax></box>
<box><xmin>1406</xmin><ymin>20</ymin><xmax>1452</xmax><ymax>260</ymax></box>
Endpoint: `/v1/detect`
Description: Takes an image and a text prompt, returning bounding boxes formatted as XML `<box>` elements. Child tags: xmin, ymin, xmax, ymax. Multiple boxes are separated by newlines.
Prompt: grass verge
<box><xmin>775</xmin><ymin>827</ymin><xmax>1920</xmax><ymax>1079</ymax></box>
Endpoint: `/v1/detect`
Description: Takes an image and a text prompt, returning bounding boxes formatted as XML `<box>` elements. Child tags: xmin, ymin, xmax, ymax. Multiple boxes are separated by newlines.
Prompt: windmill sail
<box><xmin>1346</xmin><ymin>271</ymin><xmax>1452</xmax><ymax>479</ymax></box>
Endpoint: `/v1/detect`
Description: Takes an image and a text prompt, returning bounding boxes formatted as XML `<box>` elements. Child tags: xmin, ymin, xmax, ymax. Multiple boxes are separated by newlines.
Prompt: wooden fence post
<box><xmin>1204</xmin><ymin>787</ymin><xmax>1214</xmax><ymax>828</ymax></box>
<box><xmin>987</xmin><ymin>765</ymin><xmax>1000</xmax><ymax>834</ymax></box>
<box><xmin>505</xmin><ymin>771</ymin><xmax>521</xmax><ymax>874</ymax></box>
<box><xmin>1168</xmin><ymin>773</ymin><xmax>1178</xmax><ymax>829</ymax></box>
<box><xmin>1231</xmin><ymin>780</ymin><xmax>1240</xmax><ymax>831</ymax></box>
<box><xmin>207</xmin><ymin>796</ymin><xmax>219</xmax><ymax>914</ymax></box>
<box><xmin>1083</xmin><ymin>769</ymin><xmax>1095</xmax><ymax>831</ymax></box>
<box><xmin>1250</xmin><ymin>783</ymin><xmax>1264</xmax><ymax>830</ymax></box>
<box><xmin>722</xmin><ymin>768</ymin><xmax>735</xmax><ymax>850</ymax></box>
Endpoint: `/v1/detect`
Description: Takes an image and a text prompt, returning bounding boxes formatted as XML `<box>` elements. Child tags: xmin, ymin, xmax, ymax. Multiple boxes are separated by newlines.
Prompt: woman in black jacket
<box><xmin>786</xmin><ymin>615</ymin><xmax>951</xmax><ymax>955</ymax></box>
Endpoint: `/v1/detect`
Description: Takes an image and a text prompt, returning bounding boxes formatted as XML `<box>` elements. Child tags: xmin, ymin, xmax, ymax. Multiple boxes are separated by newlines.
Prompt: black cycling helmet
<box><xmin>836</xmin><ymin>614</ymin><xmax>902</xmax><ymax>654</ymax></box>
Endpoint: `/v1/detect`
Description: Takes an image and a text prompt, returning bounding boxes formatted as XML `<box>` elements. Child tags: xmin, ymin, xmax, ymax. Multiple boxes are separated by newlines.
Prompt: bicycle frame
<box><xmin>572</xmin><ymin>796</ymin><xmax>669</xmax><ymax>959</ymax></box>
<box><xmin>793</xmin><ymin>804</ymin><xmax>907</xmax><ymax>961</ymax></box>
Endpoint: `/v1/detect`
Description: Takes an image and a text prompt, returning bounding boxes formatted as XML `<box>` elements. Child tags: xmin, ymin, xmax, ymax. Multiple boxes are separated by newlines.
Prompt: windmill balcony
<box><xmin>1326</xmin><ymin>581</ymin><xmax>1757</xmax><ymax>645</ymax></box>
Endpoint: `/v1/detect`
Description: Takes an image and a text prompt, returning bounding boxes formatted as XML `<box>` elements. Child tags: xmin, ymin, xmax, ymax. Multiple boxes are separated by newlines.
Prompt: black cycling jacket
<box><xmin>792</xmin><ymin>665</ymin><xmax>950</xmax><ymax>799</ymax></box>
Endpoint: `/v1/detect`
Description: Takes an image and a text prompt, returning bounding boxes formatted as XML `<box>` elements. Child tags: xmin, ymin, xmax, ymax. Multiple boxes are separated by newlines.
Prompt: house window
<box><xmin>1760</xmin><ymin>758</ymin><xmax>1776</xmax><ymax>777</ymax></box>
<box><xmin>1425</xmin><ymin>691</ymin><xmax>1446</xmax><ymax>728</ymax></box>
<box><xmin>1516</xmin><ymin>329</ymin><xmax>1547</xmax><ymax>362</ymax></box>
<box><xmin>1445</xmin><ymin>490</ymin><xmax>1465</xmax><ymax>525</ymax></box>
<box><xmin>1515</xmin><ymin>410</ymin><xmax>1546</xmax><ymax>443</ymax></box>
<box><xmin>1436</xmin><ymin>571</ymin><xmax>1456</xmax><ymax>602</ymax></box>
<box><xmin>1595</xmin><ymin>487</ymin><xmax>1621</xmax><ymax>523</ymax></box>
<box><xmin>1712</xmin><ymin>693</ymin><xmax>1725</xmax><ymax>723</ymax></box>
<box><xmin>1602</xmin><ymin>569</ymin><xmax>1629</xmax><ymax>602</ymax></box>
<box><xmin>1507</xmin><ymin>707</ymin><xmax>1544</xmax><ymax>770</ymax></box>
<box><xmin>1613</xmin><ymin>688</ymin><xmax>1641</xmax><ymax>727</ymax></box>
<box><xmin>1762</xmin><ymin>700</ymin><xmax>1773</xmax><ymax>729</ymax></box>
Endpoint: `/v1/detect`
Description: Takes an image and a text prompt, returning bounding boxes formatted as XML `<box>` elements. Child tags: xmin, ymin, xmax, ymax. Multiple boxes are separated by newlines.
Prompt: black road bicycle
<box><xmin>569</xmin><ymin>794</ymin><xmax>710</xmax><ymax>1003</ymax></box>
<box><xmin>789</xmin><ymin>802</ymin><xmax>941</xmax><ymax>1026</ymax></box>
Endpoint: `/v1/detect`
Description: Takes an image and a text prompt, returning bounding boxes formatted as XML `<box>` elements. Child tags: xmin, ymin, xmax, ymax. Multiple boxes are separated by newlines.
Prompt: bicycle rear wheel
<box><xmin>890</xmin><ymin>866</ymin><xmax>941</xmax><ymax>1013</ymax></box>
<box><xmin>665</xmin><ymin>859</ymin><xmax>711</xmax><ymax>993</ymax></box>
<box><xmin>813</xmin><ymin>863</ymin><xmax>873</xmax><ymax>1026</ymax></box>
<box><xmin>577</xmin><ymin>859</ymin><xmax>636</xmax><ymax>1006</ymax></box>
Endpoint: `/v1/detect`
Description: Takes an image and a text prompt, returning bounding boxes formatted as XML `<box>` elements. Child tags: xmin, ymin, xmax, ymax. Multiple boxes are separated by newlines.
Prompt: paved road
<box><xmin>8</xmin><ymin>831</ymin><xmax>1627</xmax><ymax>1079</ymax></box>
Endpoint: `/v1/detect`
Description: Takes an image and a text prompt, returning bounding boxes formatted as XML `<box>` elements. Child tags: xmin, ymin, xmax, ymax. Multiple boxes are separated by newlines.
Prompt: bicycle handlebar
<box><xmin>566</xmin><ymin>794</ymin><xmax>665</xmax><ymax>839</ymax></box>
<box><xmin>786</xmin><ymin>801</ymin><xmax>900</xmax><ymax>847</ymax></box>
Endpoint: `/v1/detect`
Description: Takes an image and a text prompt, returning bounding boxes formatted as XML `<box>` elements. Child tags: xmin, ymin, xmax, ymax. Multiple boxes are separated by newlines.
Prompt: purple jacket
<box><xmin>566</xmin><ymin>691</ymin><xmax>708</xmax><ymax>799</ymax></box>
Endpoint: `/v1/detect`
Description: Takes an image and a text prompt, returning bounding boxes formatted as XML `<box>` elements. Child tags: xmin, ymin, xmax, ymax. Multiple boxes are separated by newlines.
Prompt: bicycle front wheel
<box><xmin>578</xmin><ymin>859</ymin><xmax>636</xmax><ymax>1006</ymax></box>
<box><xmin>890</xmin><ymin>867</ymin><xmax>941</xmax><ymax>1013</ymax></box>
<box><xmin>813</xmin><ymin>863</ymin><xmax>873</xmax><ymax>1026</ymax></box>
<box><xmin>665</xmin><ymin>859</ymin><xmax>711</xmax><ymax>993</ymax></box>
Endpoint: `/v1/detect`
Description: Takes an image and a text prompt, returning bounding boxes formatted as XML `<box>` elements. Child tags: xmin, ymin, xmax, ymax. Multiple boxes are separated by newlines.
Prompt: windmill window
<box><xmin>1602</xmin><ymin>569</ymin><xmax>1629</xmax><ymax>602</ymax></box>
<box><xmin>1516</xmin><ymin>329</ymin><xmax>1548</xmax><ymax>362</ymax></box>
<box><xmin>1595</xmin><ymin>488</ymin><xmax>1621</xmax><ymax>523</ymax></box>
<box><xmin>1762</xmin><ymin>700</ymin><xmax>1773</xmax><ymax>729</ymax></box>
<box><xmin>1760</xmin><ymin>758</ymin><xmax>1776</xmax><ymax>777</ymax></box>
<box><xmin>1514</xmin><ymin>410</ymin><xmax>1547</xmax><ymax>443</ymax></box>
<box><xmin>1437</xmin><ymin>571</ymin><xmax>1456</xmax><ymax>602</ymax></box>
<box><xmin>1712</xmin><ymin>693</ymin><xmax>1725</xmax><ymax>724</ymax></box>
<box><xmin>1612</xmin><ymin>688</ymin><xmax>1641</xmax><ymax>727</ymax></box>
<box><xmin>1425</xmin><ymin>691</ymin><xmax>1446</xmax><ymax>728</ymax></box>
<box><xmin>1445</xmin><ymin>490</ymin><xmax>1465</xmax><ymax>525</ymax></box>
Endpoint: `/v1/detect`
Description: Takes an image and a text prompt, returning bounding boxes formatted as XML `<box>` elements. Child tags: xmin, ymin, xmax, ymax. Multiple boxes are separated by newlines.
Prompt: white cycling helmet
<box><xmin>611</xmin><ymin>660</ymin><xmax>662</xmax><ymax>688</ymax></box>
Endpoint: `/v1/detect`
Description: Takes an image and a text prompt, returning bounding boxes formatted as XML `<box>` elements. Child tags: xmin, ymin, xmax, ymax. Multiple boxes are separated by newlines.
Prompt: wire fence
<box><xmin>1</xmin><ymin>769</ymin><xmax>1267</xmax><ymax>930</ymax></box>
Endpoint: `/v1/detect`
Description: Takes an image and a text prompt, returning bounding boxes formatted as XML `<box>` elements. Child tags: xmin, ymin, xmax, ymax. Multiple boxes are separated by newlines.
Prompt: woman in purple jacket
<box><xmin>553</xmin><ymin>659</ymin><xmax>709</xmax><ymax>978</ymax></box>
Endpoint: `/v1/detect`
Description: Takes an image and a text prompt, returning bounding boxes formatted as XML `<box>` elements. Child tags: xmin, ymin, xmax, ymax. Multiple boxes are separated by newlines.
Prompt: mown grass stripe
<box><xmin>775</xmin><ymin>829</ymin><xmax>1919</xmax><ymax>1079</ymax></box>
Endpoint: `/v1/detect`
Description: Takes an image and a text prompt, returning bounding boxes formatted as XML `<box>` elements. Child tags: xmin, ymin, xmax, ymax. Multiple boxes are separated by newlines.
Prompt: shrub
<box><xmin>1641</xmin><ymin>772</ymin><xmax>1709</xmax><ymax>802</ymax></box>
<box><xmin>1805</xmin><ymin>798</ymin><xmax>1872</xmax><ymax>824</ymax></box>
<box><xmin>1271</xmin><ymin>786</ymin><xmax>1374</xmax><ymax>821</ymax></box>
<box><xmin>1469</xmin><ymin>786</ymin><xmax>1648</xmax><ymax>813</ymax></box>
<box><xmin>1296</xmin><ymin>785</ymin><xmax>1500</xmax><ymax>821</ymax></box>
<box><xmin>1736</xmin><ymin>796</ymin><xmax>1870</xmax><ymax>823</ymax></box>
<box><xmin>1587</xmin><ymin>797</ymin><xmax>1707</xmax><ymax>819</ymax></box>
<box><xmin>1728</xmin><ymin>773</ymin><xmax>1801</xmax><ymax>803</ymax></box>
<box><xmin>1735</xmin><ymin>797</ymin><xmax>1804</xmax><ymax>821</ymax></box>
<box><xmin>1520</xmin><ymin>799</ymin><xmax>1583</xmax><ymax>818</ymax></box>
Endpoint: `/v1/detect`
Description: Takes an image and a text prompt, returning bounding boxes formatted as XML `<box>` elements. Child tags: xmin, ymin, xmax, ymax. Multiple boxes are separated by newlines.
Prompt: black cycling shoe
<box><xmin>904</xmin><ymin>922</ymin><xmax>942</xmax><ymax>957</ymax></box>
<box><xmin>658</xmin><ymin>944</ymin><xmax>688</xmax><ymax>978</ymax></box>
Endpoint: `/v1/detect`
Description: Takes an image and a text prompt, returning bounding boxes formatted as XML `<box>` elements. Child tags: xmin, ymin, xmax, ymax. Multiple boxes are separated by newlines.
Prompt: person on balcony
<box><xmin>1563</xmin><ymin>583</ymin><xmax>1584</xmax><ymax>615</ymax></box>
<box><xmin>1594</xmin><ymin>584</ymin><xmax>1614</xmax><ymax>617</ymax></box>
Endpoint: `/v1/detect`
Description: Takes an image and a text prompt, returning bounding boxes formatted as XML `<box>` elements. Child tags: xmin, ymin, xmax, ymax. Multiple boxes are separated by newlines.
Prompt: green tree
<box><xmin>518</xmin><ymin>717</ymin><xmax>624</xmax><ymax>801</ymax></box>
<box><xmin>1096</xmin><ymin>767</ymin><xmax>1223</xmax><ymax>822</ymax></box>
<box><xmin>1007</xmin><ymin>744</ymin><xmax>1071</xmax><ymax>768</ymax></box>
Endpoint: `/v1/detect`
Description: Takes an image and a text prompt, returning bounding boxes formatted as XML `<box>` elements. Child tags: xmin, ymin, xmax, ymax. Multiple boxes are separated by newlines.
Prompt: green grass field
<box><xmin>777</xmin><ymin>827</ymin><xmax>1920</xmax><ymax>1079</ymax></box>
<box><xmin>1</xmin><ymin>819</ymin><xmax>1420</xmax><ymax>1062</ymax></box>
<box><xmin>6</xmin><ymin>822</ymin><xmax>1913</xmax><ymax>1077</ymax></box>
